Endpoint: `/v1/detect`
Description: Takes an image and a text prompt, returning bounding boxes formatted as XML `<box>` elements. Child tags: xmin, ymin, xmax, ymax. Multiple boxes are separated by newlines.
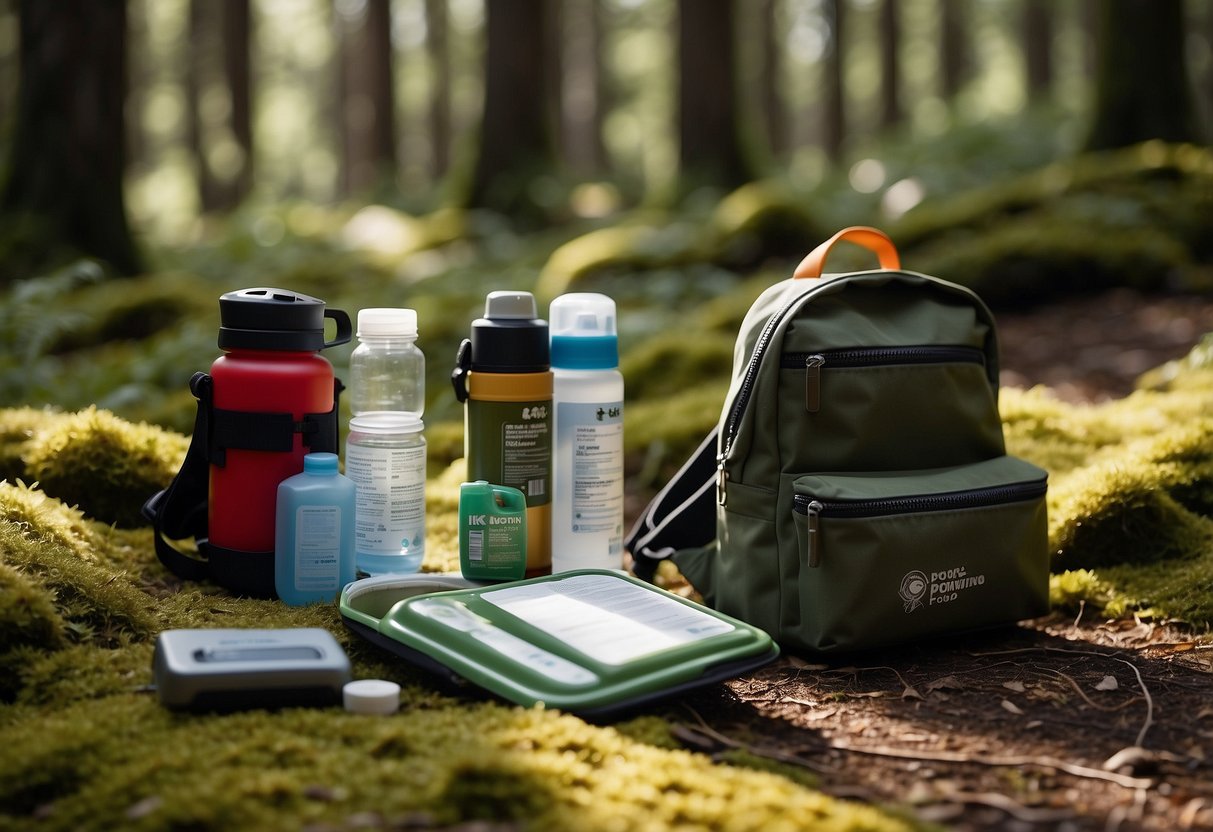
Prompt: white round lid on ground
<box><xmin>343</xmin><ymin>679</ymin><xmax>401</xmax><ymax>715</ymax></box>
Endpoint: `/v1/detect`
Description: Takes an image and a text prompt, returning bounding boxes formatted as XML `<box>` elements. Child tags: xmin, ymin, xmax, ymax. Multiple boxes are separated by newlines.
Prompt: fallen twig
<box><xmin>1042</xmin><ymin>668</ymin><xmax>1142</xmax><ymax>713</ymax></box>
<box><xmin>825</xmin><ymin>740</ymin><xmax>1153</xmax><ymax>790</ymax></box>
<box><xmin>1117</xmin><ymin>657</ymin><xmax>1154</xmax><ymax>748</ymax></box>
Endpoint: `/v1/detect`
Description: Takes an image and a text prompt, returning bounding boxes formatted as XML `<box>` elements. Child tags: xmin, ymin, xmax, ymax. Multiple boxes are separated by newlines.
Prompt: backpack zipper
<box><xmin>792</xmin><ymin>479</ymin><xmax>1047</xmax><ymax>568</ymax></box>
<box><xmin>716</xmin><ymin>275</ymin><xmax>996</xmax><ymax>504</ymax></box>
<box><xmin>781</xmin><ymin>345</ymin><xmax>986</xmax><ymax>414</ymax></box>
<box><xmin>718</xmin><ymin>284</ymin><xmax>829</xmax><ymax>504</ymax></box>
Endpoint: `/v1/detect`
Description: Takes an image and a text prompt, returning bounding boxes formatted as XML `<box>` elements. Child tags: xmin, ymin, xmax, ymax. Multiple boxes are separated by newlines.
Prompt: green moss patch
<box><xmin>22</xmin><ymin>407</ymin><xmax>189</xmax><ymax>528</ymax></box>
<box><xmin>2</xmin><ymin>333</ymin><xmax>1213</xmax><ymax>828</ymax></box>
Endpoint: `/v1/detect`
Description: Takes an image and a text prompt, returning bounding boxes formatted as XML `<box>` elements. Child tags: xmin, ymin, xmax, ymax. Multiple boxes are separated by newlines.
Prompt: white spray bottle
<box><xmin>549</xmin><ymin>293</ymin><xmax>625</xmax><ymax>573</ymax></box>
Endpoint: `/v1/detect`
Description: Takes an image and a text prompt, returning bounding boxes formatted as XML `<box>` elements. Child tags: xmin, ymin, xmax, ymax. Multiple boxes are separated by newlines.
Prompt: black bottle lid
<box><xmin>467</xmin><ymin>291</ymin><xmax>550</xmax><ymax>373</ymax></box>
<box><xmin>218</xmin><ymin>288</ymin><xmax>352</xmax><ymax>351</ymax></box>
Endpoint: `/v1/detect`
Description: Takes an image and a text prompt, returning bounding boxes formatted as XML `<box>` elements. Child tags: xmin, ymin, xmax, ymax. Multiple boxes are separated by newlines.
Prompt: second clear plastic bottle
<box><xmin>349</xmin><ymin>308</ymin><xmax>425</xmax><ymax>416</ymax></box>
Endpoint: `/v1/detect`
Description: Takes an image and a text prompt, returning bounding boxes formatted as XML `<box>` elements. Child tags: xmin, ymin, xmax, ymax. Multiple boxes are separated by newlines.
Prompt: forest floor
<box><xmin>656</xmin><ymin>288</ymin><xmax>1213</xmax><ymax>832</ymax></box>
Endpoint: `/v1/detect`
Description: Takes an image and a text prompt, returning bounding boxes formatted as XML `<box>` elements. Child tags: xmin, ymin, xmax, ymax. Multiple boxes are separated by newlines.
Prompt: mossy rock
<box><xmin>620</xmin><ymin>330</ymin><xmax>734</xmax><ymax>402</ymax></box>
<box><xmin>894</xmin><ymin>141</ymin><xmax>1213</xmax><ymax>250</ymax></box>
<box><xmin>893</xmin><ymin>142</ymin><xmax>1213</xmax><ymax>306</ymax></box>
<box><xmin>42</xmin><ymin>273</ymin><xmax>215</xmax><ymax>354</ymax></box>
<box><xmin>22</xmin><ymin>407</ymin><xmax>189</xmax><ymax>528</ymax></box>
<box><xmin>536</xmin><ymin>220</ymin><xmax>710</xmax><ymax>298</ymax></box>
<box><xmin>0</xmin><ymin>561</ymin><xmax>65</xmax><ymax>656</ymax></box>
<box><xmin>910</xmin><ymin>218</ymin><xmax>1188</xmax><ymax>308</ymax></box>
<box><xmin>708</xmin><ymin>180</ymin><xmax>822</xmax><ymax>267</ymax></box>
<box><xmin>0</xmin><ymin>407</ymin><xmax>70</xmax><ymax>483</ymax></box>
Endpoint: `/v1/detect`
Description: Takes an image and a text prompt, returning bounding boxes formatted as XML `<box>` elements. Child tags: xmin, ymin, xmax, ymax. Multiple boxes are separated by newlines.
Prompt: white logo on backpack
<box><xmin>901</xmin><ymin>566</ymin><xmax>986</xmax><ymax>612</ymax></box>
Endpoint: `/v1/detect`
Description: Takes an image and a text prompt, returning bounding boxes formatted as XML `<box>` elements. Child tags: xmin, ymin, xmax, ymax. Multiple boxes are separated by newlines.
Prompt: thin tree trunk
<box><xmin>337</xmin><ymin>0</ymin><xmax>396</xmax><ymax>195</ymax></box>
<box><xmin>561</xmin><ymin>0</ymin><xmax>607</xmax><ymax>176</ymax></box>
<box><xmin>822</xmin><ymin>0</ymin><xmax>845</xmax><ymax>160</ymax></box>
<box><xmin>1023</xmin><ymin>0</ymin><xmax>1053</xmax><ymax>101</ymax></box>
<box><xmin>222</xmin><ymin>0</ymin><xmax>252</xmax><ymax>206</ymax></box>
<box><xmin>939</xmin><ymin>0</ymin><xmax>966</xmax><ymax>103</ymax></box>
<box><xmin>425</xmin><ymin>0</ymin><xmax>451</xmax><ymax>178</ymax></box>
<box><xmin>878</xmin><ymin>0</ymin><xmax>901</xmax><ymax>130</ymax></box>
<box><xmin>186</xmin><ymin>0</ymin><xmax>218</xmax><ymax>211</ymax></box>
<box><xmin>759</xmin><ymin>0</ymin><xmax>785</xmax><ymax>158</ymax></box>
<box><xmin>187</xmin><ymin>0</ymin><xmax>252</xmax><ymax>212</ymax></box>
<box><xmin>2</xmin><ymin>0</ymin><xmax>141</xmax><ymax>278</ymax></box>
<box><xmin>678</xmin><ymin>0</ymin><xmax>753</xmax><ymax>189</ymax></box>
<box><xmin>464</xmin><ymin>0</ymin><xmax>557</xmax><ymax>215</ymax></box>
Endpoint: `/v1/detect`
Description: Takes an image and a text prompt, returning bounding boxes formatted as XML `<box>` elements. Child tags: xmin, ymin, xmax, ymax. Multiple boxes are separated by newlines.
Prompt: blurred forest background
<box><xmin>0</xmin><ymin>0</ymin><xmax>1211</xmax><ymax>486</ymax></box>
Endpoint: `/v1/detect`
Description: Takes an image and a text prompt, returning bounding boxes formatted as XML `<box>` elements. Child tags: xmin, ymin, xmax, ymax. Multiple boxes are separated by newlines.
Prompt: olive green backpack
<box><xmin>627</xmin><ymin>227</ymin><xmax>1049</xmax><ymax>653</ymax></box>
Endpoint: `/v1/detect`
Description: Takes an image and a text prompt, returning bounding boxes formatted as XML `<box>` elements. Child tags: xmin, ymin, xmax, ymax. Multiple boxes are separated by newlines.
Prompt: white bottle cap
<box><xmin>343</xmin><ymin>679</ymin><xmax>401</xmax><ymax>715</ymax></box>
<box><xmin>357</xmin><ymin>308</ymin><xmax>418</xmax><ymax>338</ymax></box>
<box><xmin>550</xmin><ymin>293</ymin><xmax>617</xmax><ymax>338</ymax></box>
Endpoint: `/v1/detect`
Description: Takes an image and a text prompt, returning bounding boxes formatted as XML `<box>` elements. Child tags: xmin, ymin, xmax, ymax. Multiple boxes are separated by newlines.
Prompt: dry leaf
<box><xmin>1002</xmin><ymin>680</ymin><xmax>1026</xmax><ymax>693</ymax></box>
<box><xmin>1094</xmin><ymin>675</ymin><xmax>1119</xmax><ymax>691</ymax></box>
<box><xmin>784</xmin><ymin>656</ymin><xmax>829</xmax><ymax>671</ymax></box>
<box><xmin>925</xmin><ymin>675</ymin><xmax>964</xmax><ymax>692</ymax></box>
<box><xmin>902</xmin><ymin>685</ymin><xmax>924</xmax><ymax>701</ymax></box>
<box><xmin>1001</xmin><ymin>699</ymin><xmax>1024</xmax><ymax>715</ymax></box>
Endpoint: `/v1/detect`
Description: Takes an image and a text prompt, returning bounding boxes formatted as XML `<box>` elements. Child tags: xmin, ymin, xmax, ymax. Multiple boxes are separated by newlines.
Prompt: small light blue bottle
<box><xmin>275</xmin><ymin>452</ymin><xmax>356</xmax><ymax>606</ymax></box>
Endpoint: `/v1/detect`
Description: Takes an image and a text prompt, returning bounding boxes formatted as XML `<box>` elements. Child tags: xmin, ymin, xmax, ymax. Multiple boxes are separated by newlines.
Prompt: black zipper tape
<box><xmin>793</xmin><ymin>478</ymin><xmax>1047</xmax><ymax>567</ymax></box>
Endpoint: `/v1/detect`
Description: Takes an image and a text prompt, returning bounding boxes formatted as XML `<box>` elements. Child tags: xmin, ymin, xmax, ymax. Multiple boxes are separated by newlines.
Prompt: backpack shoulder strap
<box><xmin>142</xmin><ymin>372</ymin><xmax>214</xmax><ymax>582</ymax></box>
<box><xmin>625</xmin><ymin>427</ymin><xmax>718</xmax><ymax>582</ymax></box>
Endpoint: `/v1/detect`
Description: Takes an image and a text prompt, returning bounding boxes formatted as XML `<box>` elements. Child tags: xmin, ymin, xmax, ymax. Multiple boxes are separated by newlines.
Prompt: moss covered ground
<box><xmin>2</xmin><ymin>142</ymin><xmax>1212</xmax><ymax>829</ymax></box>
<box><xmin>2</xmin><ymin>342</ymin><xmax>1212</xmax><ymax>829</ymax></box>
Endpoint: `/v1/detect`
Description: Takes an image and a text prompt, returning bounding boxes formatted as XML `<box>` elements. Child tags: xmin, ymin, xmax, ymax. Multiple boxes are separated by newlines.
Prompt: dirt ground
<box><xmin>659</xmin><ymin>289</ymin><xmax>1213</xmax><ymax>832</ymax></box>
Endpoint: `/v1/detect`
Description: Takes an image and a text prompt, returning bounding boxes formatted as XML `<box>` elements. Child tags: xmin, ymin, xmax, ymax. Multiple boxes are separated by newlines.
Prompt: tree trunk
<box><xmin>463</xmin><ymin>0</ymin><xmax>557</xmax><ymax>216</ymax></box>
<box><xmin>186</xmin><ymin>0</ymin><xmax>252</xmax><ymax>213</ymax></box>
<box><xmin>337</xmin><ymin>0</ymin><xmax>397</xmax><ymax>196</ymax></box>
<box><xmin>222</xmin><ymin>0</ymin><xmax>253</xmax><ymax>206</ymax></box>
<box><xmin>758</xmin><ymin>0</ymin><xmax>786</xmax><ymax>159</ymax></box>
<box><xmin>878</xmin><ymin>0</ymin><xmax>901</xmax><ymax>130</ymax></box>
<box><xmin>678</xmin><ymin>0</ymin><xmax>754</xmax><ymax>191</ymax></box>
<box><xmin>425</xmin><ymin>0</ymin><xmax>451</xmax><ymax>178</ymax></box>
<box><xmin>1</xmin><ymin>0</ymin><xmax>141</xmax><ymax>278</ymax></box>
<box><xmin>822</xmin><ymin>0</ymin><xmax>845</xmax><ymax>160</ymax></box>
<box><xmin>1085</xmin><ymin>0</ymin><xmax>1202</xmax><ymax>151</ymax></box>
<box><xmin>939</xmin><ymin>0</ymin><xmax>967</xmax><ymax>103</ymax></box>
<box><xmin>1023</xmin><ymin>0</ymin><xmax>1053</xmax><ymax>101</ymax></box>
<box><xmin>561</xmin><ymin>0</ymin><xmax>607</xmax><ymax>176</ymax></box>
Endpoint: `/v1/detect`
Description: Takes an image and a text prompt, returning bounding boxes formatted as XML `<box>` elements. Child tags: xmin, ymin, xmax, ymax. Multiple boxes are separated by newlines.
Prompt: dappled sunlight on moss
<box><xmin>1</xmin><ymin>323</ymin><xmax>1213</xmax><ymax>828</ymax></box>
<box><xmin>22</xmin><ymin>407</ymin><xmax>189</xmax><ymax>528</ymax></box>
<box><xmin>0</xmin><ymin>480</ymin><xmax>104</xmax><ymax>562</ymax></box>
<box><xmin>0</xmin><ymin>407</ymin><xmax>69</xmax><ymax>482</ymax></box>
<box><xmin>0</xmin><ymin>693</ymin><xmax>922</xmax><ymax>832</ymax></box>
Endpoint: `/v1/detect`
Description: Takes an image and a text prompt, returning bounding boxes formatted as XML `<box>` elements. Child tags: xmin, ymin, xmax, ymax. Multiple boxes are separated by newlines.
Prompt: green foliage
<box><xmin>22</xmin><ymin>407</ymin><xmax>189</xmax><ymax>528</ymax></box>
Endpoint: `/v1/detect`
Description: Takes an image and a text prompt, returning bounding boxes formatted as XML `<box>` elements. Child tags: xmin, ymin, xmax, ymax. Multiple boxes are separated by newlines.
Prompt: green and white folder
<box><xmin>339</xmin><ymin>569</ymin><xmax>778</xmax><ymax>718</ymax></box>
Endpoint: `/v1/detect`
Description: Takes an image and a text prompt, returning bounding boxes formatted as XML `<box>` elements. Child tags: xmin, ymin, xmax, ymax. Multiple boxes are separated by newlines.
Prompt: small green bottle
<box><xmin>459</xmin><ymin>481</ymin><xmax>528</xmax><ymax>581</ymax></box>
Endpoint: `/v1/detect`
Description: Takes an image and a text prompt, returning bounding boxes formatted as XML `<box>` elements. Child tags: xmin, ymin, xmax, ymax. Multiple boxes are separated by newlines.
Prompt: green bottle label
<box><xmin>467</xmin><ymin>398</ymin><xmax>552</xmax><ymax>509</ymax></box>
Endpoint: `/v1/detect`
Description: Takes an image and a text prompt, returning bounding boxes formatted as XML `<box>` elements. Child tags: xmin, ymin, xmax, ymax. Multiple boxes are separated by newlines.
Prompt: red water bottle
<box><xmin>206</xmin><ymin>288</ymin><xmax>351</xmax><ymax>596</ymax></box>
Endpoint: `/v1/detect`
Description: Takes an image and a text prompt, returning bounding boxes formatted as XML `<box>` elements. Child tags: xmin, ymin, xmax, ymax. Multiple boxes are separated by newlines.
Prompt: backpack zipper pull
<box><xmin>716</xmin><ymin>454</ymin><xmax>729</xmax><ymax>506</ymax></box>
<box><xmin>805</xmin><ymin>500</ymin><xmax>823</xmax><ymax>567</ymax></box>
<box><xmin>805</xmin><ymin>354</ymin><xmax>824</xmax><ymax>413</ymax></box>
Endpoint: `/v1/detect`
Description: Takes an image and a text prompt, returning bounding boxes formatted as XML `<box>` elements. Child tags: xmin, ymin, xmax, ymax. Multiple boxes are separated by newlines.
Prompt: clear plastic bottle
<box><xmin>274</xmin><ymin>452</ymin><xmax>356</xmax><ymax>605</ymax></box>
<box><xmin>345</xmin><ymin>412</ymin><xmax>426</xmax><ymax>575</ymax></box>
<box><xmin>349</xmin><ymin>308</ymin><xmax>425</xmax><ymax>416</ymax></box>
<box><xmin>549</xmin><ymin>293</ymin><xmax>624</xmax><ymax>573</ymax></box>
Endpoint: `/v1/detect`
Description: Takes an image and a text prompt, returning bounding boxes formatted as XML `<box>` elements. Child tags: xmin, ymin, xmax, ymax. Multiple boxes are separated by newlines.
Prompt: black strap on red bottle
<box><xmin>142</xmin><ymin>372</ymin><xmax>214</xmax><ymax>583</ymax></box>
<box><xmin>142</xmin><ymin>373</ymin><xmax>344</xmax><ymax>596</ymax></box>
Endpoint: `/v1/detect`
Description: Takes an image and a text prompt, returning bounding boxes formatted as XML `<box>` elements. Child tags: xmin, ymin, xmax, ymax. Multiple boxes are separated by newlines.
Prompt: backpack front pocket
<box><xmin>789</xmin><ymin>456</ymin><xmax>1049</xmax><ymax>652</ymax></box>
<box><xmin>778</xmin><ymin>345</ymin><xmax>1005</xmax><ymax>472</ymax></box>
